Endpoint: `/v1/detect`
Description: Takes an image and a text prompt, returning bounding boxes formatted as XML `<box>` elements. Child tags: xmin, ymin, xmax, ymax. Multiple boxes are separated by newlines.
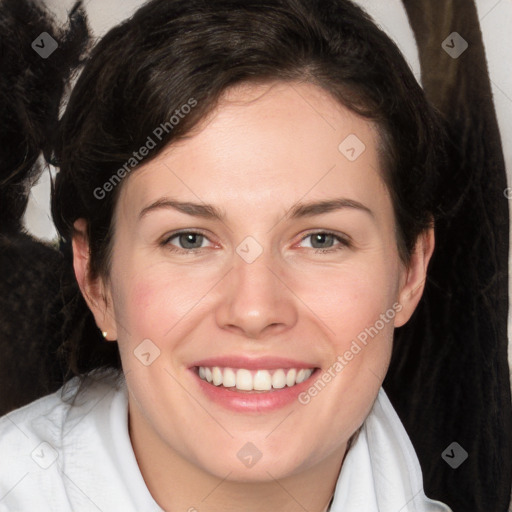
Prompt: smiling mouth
<box><xmin>195</xmin><ymin>366</ymin><xmax>317</xmax><ymax>392</ymax></box>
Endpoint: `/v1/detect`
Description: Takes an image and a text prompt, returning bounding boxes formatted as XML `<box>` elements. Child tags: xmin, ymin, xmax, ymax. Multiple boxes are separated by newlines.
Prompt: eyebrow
<box><xmin>138</xmin><ymin>198</ymin><xmax>223</xmax><ymax>220</ymax></box>
<box><xmin>288</xmin><ymin>198</ymin><xmax>374</xmax><ymax>219</ymax></box>
<box><xmin>138</xmin><ymin>197</ymin><xmax>374</xmax><ymax>221</ymax></box>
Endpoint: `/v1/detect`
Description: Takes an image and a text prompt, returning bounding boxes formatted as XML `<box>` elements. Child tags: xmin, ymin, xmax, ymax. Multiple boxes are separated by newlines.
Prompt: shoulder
<box><xmin>0</xmin><ymin>369</ymin><xmax>123</xmax><ymax>445</ymax></box>
<box><xmin>0</xmin><ymin>369</ymin><xmax>125</xmax><ymax>510</ymax></box>
<box><xmin>0</xmin><ymin>381</ymin><xmax>75</xmax><ymax>460</ymax></box>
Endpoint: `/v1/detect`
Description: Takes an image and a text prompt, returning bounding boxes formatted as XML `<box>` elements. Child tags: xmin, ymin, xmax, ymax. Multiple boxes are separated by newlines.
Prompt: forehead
<box><xmin>117</xmin><ymin>81</ymin><xmax>390</xmax><ymax>223</ymax></box>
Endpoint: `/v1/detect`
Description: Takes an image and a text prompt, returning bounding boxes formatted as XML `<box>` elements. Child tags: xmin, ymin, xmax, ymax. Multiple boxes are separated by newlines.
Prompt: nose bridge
<box><xmin>234</xmin><ymin>247</ymin><xmax>275</xmax><ymax>298</ymax></box>
<box><xmin>232</xmin><ymin>232</ymin><xmax>276</xmax><ymax>293</ymax></box>
<box><xmin>215</xmin><ymin>241</ymin><xmax>297</xmax><ymax>337</ymax></box>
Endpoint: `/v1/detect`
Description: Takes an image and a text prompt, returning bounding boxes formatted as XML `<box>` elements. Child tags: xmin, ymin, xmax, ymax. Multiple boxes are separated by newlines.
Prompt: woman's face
<box><xmin>76</xmin><ymin>81</ymin><xmax>432</xmax><ymax>482</ymax></box>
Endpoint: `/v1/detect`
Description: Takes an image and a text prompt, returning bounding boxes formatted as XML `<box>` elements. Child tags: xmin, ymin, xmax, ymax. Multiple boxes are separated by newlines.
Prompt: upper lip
<box><xmin>190</xmin><ymin>355</ymin><xmax>317</xmax><ymax>370</ymax></box>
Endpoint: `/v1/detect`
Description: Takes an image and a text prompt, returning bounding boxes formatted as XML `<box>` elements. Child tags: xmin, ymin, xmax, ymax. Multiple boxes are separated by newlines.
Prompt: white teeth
<box><xmin>253</xmin><ymin>370</ymin><xmax>272</xmax><ymax>391</ymax></box>
<box><xmin>223</xmin><ymin>368</ymin><xmax>236</xmax><ymax>388</ymax></box>
<box><xmin>197</xmin><ymin>366</ymin><xmax>315</xmax><ymax>391</ymax></box>
<box><xmin>296</xmin><ymin>369</ymin><xmax>307</xmax><ymax>383</ymax></box>
<box><xmin>236</xmin><ymin>369</ymin><xmax>253</xmax><ymax>390</ymax></box>
<box><xmin>286</xmin><ymin>368</ymin><xmax>297</xmax><ymax>387</ymax></box>
<box><xmin>212</xmin><ymin>367</ymin><xmax>223</xmax><ymax>386</ymax></box>
<box><xmin>271</xmin><ymin>369</ymin><xmax>286</xmax><ymax>389</ymax></box>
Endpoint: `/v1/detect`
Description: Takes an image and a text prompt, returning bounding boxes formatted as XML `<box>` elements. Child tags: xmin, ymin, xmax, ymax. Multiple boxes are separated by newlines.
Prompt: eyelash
<box><xmin>160</xmin><ymin>229</ymin><xmax>351</xmax><ymax>255</ymax></box>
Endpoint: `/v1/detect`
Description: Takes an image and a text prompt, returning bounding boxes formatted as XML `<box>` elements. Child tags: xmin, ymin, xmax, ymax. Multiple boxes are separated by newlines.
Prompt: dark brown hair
<box><xmin>51</xmin><ymin>0</ymin><xmax>446</xmax><ymax>380</ymax></box>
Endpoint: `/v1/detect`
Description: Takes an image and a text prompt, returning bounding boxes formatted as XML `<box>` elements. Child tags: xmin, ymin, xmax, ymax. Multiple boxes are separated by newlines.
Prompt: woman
<box><xmin>0</xmin><ymin>0</ymin><xmax>452</xmax><ymax>510</ymax></box>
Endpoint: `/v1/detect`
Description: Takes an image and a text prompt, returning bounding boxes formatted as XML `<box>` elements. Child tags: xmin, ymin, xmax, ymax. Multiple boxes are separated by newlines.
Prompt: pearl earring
<box><xmin>102</xmin><ymin>331</ymin><xmax>108</xmax><ymax>338</ymax></box>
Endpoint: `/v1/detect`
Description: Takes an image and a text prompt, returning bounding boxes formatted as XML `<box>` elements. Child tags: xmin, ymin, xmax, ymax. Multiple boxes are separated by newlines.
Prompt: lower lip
<box><xmin>191</xmin><ymin>368</ymin><xmax>320</xmax><ymax>413</ymax></box>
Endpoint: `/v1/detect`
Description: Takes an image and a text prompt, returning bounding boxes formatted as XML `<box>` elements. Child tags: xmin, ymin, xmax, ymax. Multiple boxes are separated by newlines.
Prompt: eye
<box><xmin>297</xmin><ymin>231</ymin><xmax>350</xmax><ymax>252</ymax></box>
<box><xmin>160</xmin><ymin>230</ymin><xmax>350</xmax><ymax>254</ymax></box>
<box><xmin>161</xmin><ymin>230</ymin><xmax>214</xmax><ymax>252</ymax></box>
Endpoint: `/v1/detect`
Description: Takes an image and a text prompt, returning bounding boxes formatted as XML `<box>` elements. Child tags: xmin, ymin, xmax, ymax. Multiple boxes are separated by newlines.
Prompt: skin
<box><xmin>73</xmin><ymin>81</ymin><xmax>434</xmax><ymax>512</ymax></box>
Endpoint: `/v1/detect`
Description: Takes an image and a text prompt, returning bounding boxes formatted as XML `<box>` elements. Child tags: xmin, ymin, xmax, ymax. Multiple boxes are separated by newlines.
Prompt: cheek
<box><xmin>292</xmin><ymin>257</ymin><xmax>400</xmax><ymax>344</ymax></box>
<box><xmin>292</xmin><ymin>263</ymin><xmax>398</xmax><ymax>452</ymax></box>
<box><xmin>111</xmin><ymin>257</ymin><xmax>219</xmax><ymax>343</ymax></box>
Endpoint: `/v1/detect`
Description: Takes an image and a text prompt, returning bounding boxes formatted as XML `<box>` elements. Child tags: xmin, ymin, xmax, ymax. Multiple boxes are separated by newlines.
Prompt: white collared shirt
<box><xmin>0</xmin><ymin>371</ymin><xmax>452</xmax><ymax>511</ymax></box>
<box><xmin>330</xmin><ymin>388</ymin><xmax>451</xmax><ymax>511</ymax></box>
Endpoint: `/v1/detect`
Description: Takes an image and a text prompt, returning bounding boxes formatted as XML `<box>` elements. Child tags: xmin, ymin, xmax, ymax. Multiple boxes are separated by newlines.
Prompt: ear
<box><xmin>72</xmin><ymin>218</ymin><xmax>118</xmax><ymax>341</ymax></box>
<box><xmin>394</xmin><ymin>227</ymin><xmax>435</xmax><ymax>328</ymax></box>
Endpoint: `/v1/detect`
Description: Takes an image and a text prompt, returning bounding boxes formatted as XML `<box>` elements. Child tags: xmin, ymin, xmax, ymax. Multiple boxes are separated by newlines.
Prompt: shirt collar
<box><xmin>329</xmin><ymin>387</ymin><xmax>452</xmax><ymax>511</ymax></box>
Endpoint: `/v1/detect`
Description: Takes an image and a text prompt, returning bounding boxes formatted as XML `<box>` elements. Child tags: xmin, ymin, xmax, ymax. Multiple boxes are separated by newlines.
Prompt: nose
<box><xmin>215</xmin><ymin>249</ymin><xmax>298</xmax><ymax>339</ymax></box>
